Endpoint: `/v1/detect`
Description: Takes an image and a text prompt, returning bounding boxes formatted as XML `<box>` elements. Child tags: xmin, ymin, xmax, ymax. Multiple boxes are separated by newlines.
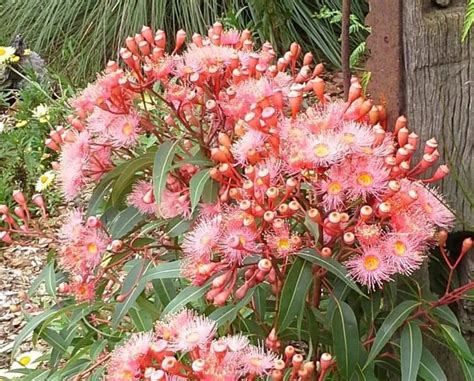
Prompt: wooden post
<box><xmin>341</xmin><ymin>0</ymin><xmax>352</xmax><ymax>100</ymax></box>
<box><xmin>367</xmin><ymin>1</ymin><xmax>473</xmax><ymax>378</ymax></box>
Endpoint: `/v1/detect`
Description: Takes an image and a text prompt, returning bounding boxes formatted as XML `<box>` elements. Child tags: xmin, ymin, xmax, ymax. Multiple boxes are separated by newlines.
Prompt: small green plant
<box><xmin>0</xmin><ymin>66</ymin><xmax>72</xmax><ymax>208</ymax></box>
<box><xmin>462</xmin><ymin>0</ymin><xmax>474</xmax><ymax>42</ymax></box>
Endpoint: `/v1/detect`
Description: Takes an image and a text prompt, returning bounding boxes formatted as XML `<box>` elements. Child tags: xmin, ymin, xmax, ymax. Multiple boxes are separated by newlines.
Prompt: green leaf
<box><xmin>87</xmin><ymin>161</ymin><xmax>128</xmax><ymax>216</ymax></box>
<box><xmin>332</xmin><ymin>300</ymin><xmax>360</xmax><ymax>379</ymax></box>
<box><xmin>108</xmin><ymin>206</ymin><xmax>147</xmax><ymax>239</ymax></box>
<box><xmin>153</xmin><ymin>140</ymin><xmax>180</xmax><ymax>206</ymax></box>
<box><xmin>44</xmin><ymin>262</ymin><xmax>57</xmax><ymax>298</ymax></box>
<box><xmin>153</xmin><ymin>278</ymin><xmax>177</xmax><ymax>306</ymax></box>
<box><xmin>112</xmin><ymin>260</ymin><xmax>181</xmax><ymax>327</ymax></box>
<box><xmin>129</xmin><ymin>307</ymin><xmax>153</xmax><ymax>331</ymax></box>
<box><xmin>304</xmin><ymin>213</ymin><xmax>320</xmax><ymax>242</ymax></box>
<box><xmin>209</xmin><ymin>288</ymin><xmax>255</xmax><ymax>327</ymax></box>
<box><xmin>253</xmin><ymin>284</ymin><xmax>268</xmax><ymax>320</ymax></box>
<box><xmin>189</xmin><ymin>169</ymin><xmax>211</xmax><ymax>213</ymax></box>
<box><xmin>459</xmin><ymin>357</ymin><xmax>474</xmax><ymax>381</ymax></box>
<box><xmin>400</xmin><ymin>321</ymin><xmax>422</xmax><ymax>381</ymax></box>
<box><xmin>364</xmin><ymin>300</ymin><xmax>420</xmax><ymax>367</ymax></box>
<box><xmin>13</xmin><ymin>308</ymin><xmax>60</xmax><ymax>356</ymax></box>
<box><xmin>201</xmin><ymin>178</ymin><xmax>219</xmax><ymax>204</ymax></box>
<box><xmin>299</xmin><ymin>249</ymin><xmax>366</xmax><ymax>297</ymax></box>
<box><xmin>440</xmin><ymin>324</ymin><xmax>474</xmax><ymax>363</ymax></box>
<box><xmin>418</xmin><ymin>346</ymin><xmax>447</xmax><ymax>381</ymax></box>
<box><xmin>162</xmin><ymin>283</ymin><xmax>211</xmax><ymax>315</ymax></box>
<box><xmin>110</xmin><ymin>152</ymin><xmax>154</xmax><ymax>206</ymax></box>
<box><xmin>166</xmin><ymin>217</ymin><xmax>193</xmax><ymax>237</ymax></box>
<box><xmin>432</xmin><ymin>305</ymin><xmax>460</xmax><ymax>330</ymax></box>
<box><xmin>277</xmin><ymin>257</ymin><xmax>313</xmax><ymax>332</ymax></box>
<box><xmin>40</xmin><ymin>328</ymin><xmax>68</xmax><ymax>353</ymax></box>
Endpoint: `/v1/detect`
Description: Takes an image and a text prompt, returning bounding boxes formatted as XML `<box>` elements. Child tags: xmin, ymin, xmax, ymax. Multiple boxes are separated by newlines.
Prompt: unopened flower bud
<box><xmin>13</xmin><ymin>190</ymin><xmax>26</xmax><ymax>206</ymax></box>
<box><xmin>258</xmin><ymin>259</ymin><xmax>272</xmax><ymax>273</ymax></box>
<box><xmin>320</xmin><ymin>353</ymin><xmax>332</xmax><ymax>371</ymax></box>
<box><xmin>111</xmin><ymin>240</ymin><xmax>123</xmax><ymax>253</ymax></box>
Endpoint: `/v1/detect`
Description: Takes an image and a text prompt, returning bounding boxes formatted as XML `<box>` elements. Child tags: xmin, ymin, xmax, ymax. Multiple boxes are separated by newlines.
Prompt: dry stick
<box><xmin>341</xmin><ymin>0</ymin><xmax>352</xmax><ymax>101</ymax></box>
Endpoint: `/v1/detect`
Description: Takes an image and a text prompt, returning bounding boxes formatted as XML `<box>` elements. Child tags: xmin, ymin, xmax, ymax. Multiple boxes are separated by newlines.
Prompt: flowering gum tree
<box><xmin>3</xmin><ymin>22</ymin><xmax>473</xmax><ymax>381</ymax></box>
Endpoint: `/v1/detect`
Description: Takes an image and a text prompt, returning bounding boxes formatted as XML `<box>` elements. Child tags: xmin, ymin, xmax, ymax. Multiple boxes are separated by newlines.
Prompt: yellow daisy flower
<box><xmin>0</xmin><ymin>46</ymin><xmax>15</xmax><ymax>64</ymax></box>
<box><xmin>36</xmin><ymin>171</ymin><xmax>55</xmax><ymax>192</ymax></box>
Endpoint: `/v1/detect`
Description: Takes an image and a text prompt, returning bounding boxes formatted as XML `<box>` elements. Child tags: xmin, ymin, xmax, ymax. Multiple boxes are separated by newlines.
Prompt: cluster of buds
<box><xmin>105</xmin><ymin>308</ymin><xmax>332</xmax><ymax>381</ymax></box>
<box><xmin>0</xmin><ymin>190</ymin><xmax>47</xmax><ymax>244</ymax></box>
<box><xmin>45</xmin><ymin>23</ymin><xmax>455</xmax><ymax>300</ymax></box>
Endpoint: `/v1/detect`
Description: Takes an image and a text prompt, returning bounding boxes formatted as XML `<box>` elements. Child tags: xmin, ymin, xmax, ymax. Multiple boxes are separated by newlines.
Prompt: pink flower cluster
<box><xmin>48</xmin><ymin>22</ymin><xmax>454</xmax><ymax>300</ymax></box>
<box><xmin>57</xmin><ymin>210</ymin><xmax>110</xmax><ymax>301</ymax></box>
<box><xmin>106</xmin><ymin>309</ymin><xmax>279</xmax><ymax>380</ymax></box>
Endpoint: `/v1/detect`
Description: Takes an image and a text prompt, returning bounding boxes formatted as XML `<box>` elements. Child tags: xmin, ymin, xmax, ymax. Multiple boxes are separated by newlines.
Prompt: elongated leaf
<box><xmin>432</xmin><ymin>305</ymin><xmax>460</xmax><ymax>330</ymax></box>
<box><xmin>400</xmin><ymin>321</ymin><xmax>422</xmax><ymax>381</ymax></box>
<box><xmin>209</xmin><ymin>288</ymin><xmax>255</xmax><ymax>327</ymax></box>
<box><xmin>153</xmin><ymin>278</ymin><xmax>177</xmax><ymax>305</ymax></box>
<box><xmin>13</xmin><ymin>306</ymin><xmax>63</xmax><ymax>355</ymax></box>
<box><xmin>440</xmin><ymin>324</ymin><xmax>474</xmax><ymax>363</ymax></box>
<box><xmin>108</xmin><ymin>206</ymin><xmax>147</xmax><ymax>239</ymax></box>
<box><xmin>418</xmin><ymin>346</ymin><xmax>447</xmax><ymax>381</ymax></box>
<box><xmin>40</xmin><ymin>328</ymin><xmax>68</xmax><ymax>353</ymax></box>
<box><xmin>87</xmin><ymin>161</ymin><xmax>128</xmax><ymax>216</ymax></box>
<box><xmin>459</xmin><ymin>357</ymin><xmax>474</xmax><ymax>381</ymax></box>
<box><xmin>166</xmin><ymin>217</ymin><xmax>193</xmax><ymax>237</ymax></box>
<box><xmin>304</xmin><ymin>213</ymin><xmax>320</xmax><ymax>241</ymax></box>
<box><xmin>162</xmin><ymin>284</ymin><xmax>211</xmax><ymax>315</ymax></box>
<box><xmin>112</xmin><ymin>260</ymin><xmax>181</xmax><ymax>327</ymax></box>
<box><xmin>364</xmin><ymin>300</ymin><xmax>420</xmax><ymax>367</ymax></box>
<box><xmin>129</xmin><ymin>308</ymin><xmax>153</xmax><ymax>331</ymax></box>
<box><xmin>153</xmin><ymin>140</ymin><xmax>180</xmax><ymax>206</ymax></box>
<box><xmin>253</xmin><ymin>284</ymin><xmax>268</xmax><ymax>320</ymax></box>
<box><xmin>28</xmin><ymin>264</ymin><xmax>51</xmax><ymax>297</ymax></box>
<box><xmin>189</xmin><ymin>169</ymin><xmax>211</xmax><ymax>213</ymax></box>
<box><xmin>332</xmin><ymin>300</ymin><xmax>360</xmax><ymax>379</ymax></box>
<box><xmin>277</xmin><ymin>257</ymin><xmax>313</xmax><ymax>332</ymax></box>
<box><xmin>111</xmin><ymin>260</ymin><xmax>153</xmax><ymax>327</ymax></box>
<box><xmin>201</xmin><ymin>178</ymin><xmax>219</xmax><ymax>204</ymax></box>
<box><xmin>44</xmin><ymin>262</ymin><xmax>57</xmax><ymax>298</ymax></box>
<box><xmin>111</xmin><ymin>152</ymin><xmax>154</xmax><ymax>206</ymax></box>
<box><xmin>299</xmin><ymin>249</ymin><xmax>366</xmax><ymax>297</ymax></box>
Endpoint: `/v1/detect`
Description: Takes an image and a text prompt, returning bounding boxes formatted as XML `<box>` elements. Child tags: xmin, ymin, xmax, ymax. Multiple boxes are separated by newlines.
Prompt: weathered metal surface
<box><xmin>365</xmin><ymin>0</ymin><xmax>405</xmax><ymax>127</ymax></box>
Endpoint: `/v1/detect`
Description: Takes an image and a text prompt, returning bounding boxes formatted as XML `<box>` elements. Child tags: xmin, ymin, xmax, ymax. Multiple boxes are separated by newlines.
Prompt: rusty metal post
<box><xmin>341</xmin><ymin>0</ymin><xmax>351</xmax><ymax>100</ymax></box>
<box><xmin>365</xmin><ymin>0</ymin><xmax>405</xmax><ymax>128</ymax></box>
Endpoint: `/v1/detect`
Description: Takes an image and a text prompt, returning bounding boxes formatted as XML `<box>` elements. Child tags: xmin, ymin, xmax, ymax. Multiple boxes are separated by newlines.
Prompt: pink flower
<box><xmin>231</xmin><ymin>130</ymin><xmax>266</xmax><ymax>165</ymax></box>
<box><xmin>108</xmin><ymin>113</ymin><xmax>141</xmax><ymax>147</ymax></box>
<box><xmin>59</xmin><ymin>132</ymin><xmax>90</xmax><ymax>200</ymax></box>
<box><xmin>182</xmin><ymin>217</ymin><xmax>221</xmax><ymax>259</ymax></box>
<box><xmin>346</xmin><ymin>155</ymin><xmax>389</xmax><ymax>200</ymax></box>
<box><xmin>241</xmin><ymin>345</ymin><xmax>277</xmax><ymax>376</ymax></box>
<box><xmin>79</xmin><ymin>229</ymin><xmax>110</xmax><ymax>268</ymax></box>
<box><xmin>338</xmin><ymin>121</ymin><xmax>375</xmax><ymax>153</ymax></box>
<box><xmin>345</xmin><ymin>248</ymin><xmax>393</xmax><ymax>291</ymax></box>
<box><xmin>127</xmin><ymin>180</ymin><xmax>157</xmax><ymax>215</ymax></box>
<box><xmin>266</xmin><ymin>224</ymin><xmax>299</xmax><ymax>257</ymax></box>
<box><xmin>219</xmin><ymin>226</ymin><xmax>261</xmax><ymax>264</ymax></box>
<box><xmin>158</xmin><ymin>190</ymin><xmax>191</xmax><ymax>219</ymax></box>
<box><xmin>106</xmin><ymin>333</ymin><xmax>155</xmax><ymax>381</ymax></box>
<box><xmin>155</xmin><ymin>309</ymin><xmax>198</xmax><ymax>341</ymax></box>
<box><xmin>317</xmin><ymin>165</ymin><xmax>350</xmax><ymax>211</ymax></box>
<box><xmin>69</xmin><ymin>277</ymin><xmax>97</xmax><ymax>302</ymax></box>
<box><xmin>381</xmin><ymin>233</ymin><xmax>425</xmax><ymax>275</ymax></box>
<box><xmin>60</xmin><ymin>209</ymin><xmax>85</xmax><ymax>242</ymax></box>
<box><xmin>305</xmin><ymin>133</ymin><xmax>347</xmax><ymax>167</ymax></box>
<box><xmin>412</xmin><ymin>183</ymin><xmax>455</xmax><ymax>229</ymax></box>
<box><xmin>171</xmin><ymin>314</ymin><xmax>217</xmax><ymax>353</ymax></box>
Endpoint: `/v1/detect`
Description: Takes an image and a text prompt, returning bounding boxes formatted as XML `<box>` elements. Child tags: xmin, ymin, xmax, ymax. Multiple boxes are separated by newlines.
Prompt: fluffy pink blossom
<box><xmin>219</xmin><ymin>226</ymin><xmax>261</xmax><ymax>263</ymax></box>
<box><xmin>106</xmin><ymin>333</ymin><xmax>155</xmax><ymax>381</ymax></box>
<box><xmin>127</xmin><ymin>180</ymin><xmax>157</xmax><ymax>215</ymax></box>
<box><xmin>346</xmin><ymin>155</ymin><xmax>389</xmax><ymax>200</ymax></box>
<box><xmin>412</xmin><ymin>183</ymin><xmax>455</xmax><ymax>229</ymax></box>
<box><xmin>231</xmin><ymin>129</ymin><xmax>266</xmax><ymax>165</ymax></box>
<box><xmin>241</xmin><ymin>345</ymin><xmax>277</xmax><ymax>376</ymax></box>
<box><xmin>182</xmin><ymin>217</ymin><xmax>221</xmax><ymax>259</ymax></box>
<box><xmin>171</xmin><ymin>314</ymin><xmax>217</xmax><ymax>353</ymax></box>
<box><xmin>305</xmin><ymin>133</ymin><xmax>347</xmax><ymax>167</ymax></box>
<box><xmin>158</xmin><ymin>190</ymin><xmax>191</xmax><ymax>219</ymax></box>
<box><xmin>346</xmin><ymin>248</ymin><xmax>393</xmax><ymax>291</ymax></box>
<box><xmin>382</xmin><ymin>233</ymin><xmax>425</xmax><ymax>275</ymax></box>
